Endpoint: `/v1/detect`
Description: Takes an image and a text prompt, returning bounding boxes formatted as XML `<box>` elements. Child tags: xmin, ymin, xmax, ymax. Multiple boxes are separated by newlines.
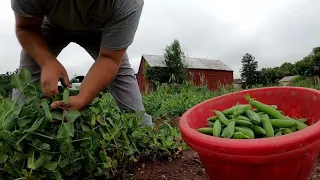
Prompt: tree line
<box><xmin>240</xmin><ymin>46</ymin><xmax>320</xmax><ymax>87</ymax></box>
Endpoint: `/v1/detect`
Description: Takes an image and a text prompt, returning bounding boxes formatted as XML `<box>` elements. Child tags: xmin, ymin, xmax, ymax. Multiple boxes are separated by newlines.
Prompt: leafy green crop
<box><xmin>0</xmin><ymin>69</ymin><xmax>185</xmax><ymax>179</ymax></box>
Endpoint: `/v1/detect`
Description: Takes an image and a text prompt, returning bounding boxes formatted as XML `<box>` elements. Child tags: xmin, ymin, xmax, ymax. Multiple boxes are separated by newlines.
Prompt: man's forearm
<box><xmin>78</xmin><ymin>56</ymin><xmax>121</xmax><ymax>105</ymax></box>
<box><xmin>16</xmin><ymin>28</ymin><xmax>55</xmax><ymax>68</ymax></box>
<box><xmin>14</xmin><ymin>14</ymin><xmax>55</xmax><ymax>68</ymax></box>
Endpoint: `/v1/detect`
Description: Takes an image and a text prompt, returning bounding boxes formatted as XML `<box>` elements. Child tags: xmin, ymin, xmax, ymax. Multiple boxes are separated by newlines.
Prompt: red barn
<box><xmin>136</xmin><ymin>54</ymin><xmax>234</xmax><ymax>93</ymax></box>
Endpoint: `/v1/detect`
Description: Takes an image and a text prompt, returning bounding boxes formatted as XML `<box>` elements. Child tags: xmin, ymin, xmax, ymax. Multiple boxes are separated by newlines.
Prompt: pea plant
<box><xmin>0</xmin><ymin>69</ymin><xmax>185</xmax><ymax>180</ymax></box>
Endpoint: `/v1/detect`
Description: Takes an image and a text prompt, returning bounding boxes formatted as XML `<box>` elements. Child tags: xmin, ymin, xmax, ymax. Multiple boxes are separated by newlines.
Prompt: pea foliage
<box><xmin>0</xmin><ymin>69</ymin><xmax>185</xmax><ymax>180</ymax></box>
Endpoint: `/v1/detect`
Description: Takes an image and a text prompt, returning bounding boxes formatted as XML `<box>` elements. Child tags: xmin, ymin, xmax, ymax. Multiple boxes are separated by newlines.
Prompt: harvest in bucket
<box><xmin>197</xmin><ymin>95</ymin><xmax>309</xmax><ymax>139</ymax></box>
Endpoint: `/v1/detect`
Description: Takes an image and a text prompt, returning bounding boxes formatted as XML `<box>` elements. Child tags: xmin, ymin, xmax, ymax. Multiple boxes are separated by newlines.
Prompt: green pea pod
<box><xmin>221</xmin><ymin>128</ymin><xmax>227</xmax><ymax>138</ymax></box>
<box><xmin>222</xmin><ymin>105</ymin><xmax>239</xmax><ymax>115</ymax></box>
<box><xmin>197</xmin><ymin>127</ymin><xmax>213</xmax><ymax>135</ymax></box>
<box><xmin>246</xmin><ymin>110</ymin><xmax>261</xmax><ymax>124</ymax></box>
<box><xmin>282</xmin><ymin>128</ymin><xmax>292</xmax><ymax>135</ymax></box>
<box><xmin>233</xmin><ymin>132</ymin><xmax>250</xmax><ymax>139</ymax></box>
<box><xmin>235</xmin><ymin>126</ymin><xmax>255</xmax><ymax>139</ymax></box>
<box><xmin>290</xmin><ymin>126</ymin><xmax>297</xmax><ymax>132</ymax></box>
<box><xmin>213</xmin><ymin>120</ymin><xmax>222</xmax><ymax>137</ymax></box>
<box><xmin>284</xmin><ymin>116</ymin><xmax>294</xmax><ymax>120</ymax></box>
<box><xmin>237</xmin><ymin>115</ymin><xmax>251</xmax><ymax>121</ymax></box>
<box><xmin>235</xmin><ymin>119</ymin><xmax>252</xmax><ymax>127</ymax></box>
<box><xmin>214</xmin><ymin>111</ymin><xmax>231</xmax><ymax>126</ymax></box>
<box><xmin>295</xmin><ymin>120</ymin><xmax>308</xmax><ymax>130</ymax></box>
<box><xmin>224</xmin><ymin>120</ymin><xmax>235</xmax><ymax>138</ymax></box>
<box><xmin>275</xmin><ymin>131</ymin><xmax>282</xmax><ymax>136</ymax></box>
<box><xmin>233</xmin><ymin>105</ymin><xmax>252</xmax><ymax>116</ymax></box>
<box><xmin>251</xmin><ymin>125</ymin><xmax>267</xmax><ymax>135</ymax></box>
<box><xmin>245</xmin><ymin>95</ymin><xmax>284</xmax><ymax>119</ymax></box>
<box><xmin>207</xmin><ymin>116</ymin><xmax>217</xmax><ymax>122</ymax></box>
<box><xmin>298</xmin><ymin>118</ymin><xmax>307</xmax><ymax>123</ymax></box>
<box><xmin>260</xmin><ymin>114</ymin><xmax>274</xmax><ymax>137</ymax></box>
<box><xmin>269</xmin><ymin>119</ymin><xmax>296</xmax><ymax>128</ymax></box>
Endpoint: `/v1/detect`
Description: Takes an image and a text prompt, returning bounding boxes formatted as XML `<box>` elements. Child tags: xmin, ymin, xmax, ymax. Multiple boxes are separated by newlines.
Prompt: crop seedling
<box><xmin>0</xmin><ymin>69</ymin><xmax>185</xmax><ymax>179</ymax></box>
<box><xmin>198</xmin><ymin>94</ymin><xmax>310</xmax><ymax>139</ymax></box>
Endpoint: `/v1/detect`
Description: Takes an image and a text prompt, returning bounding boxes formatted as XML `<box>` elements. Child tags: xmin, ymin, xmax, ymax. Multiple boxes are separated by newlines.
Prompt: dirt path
<box><xmin>131</xmin><ymin>148</ymin><xmax>320</xmax><ymax>180</ymax></box>
<box><xmin>131</xmin><ymin>148</ymin><xmax>208</xmax><ymax>180</ymax></box>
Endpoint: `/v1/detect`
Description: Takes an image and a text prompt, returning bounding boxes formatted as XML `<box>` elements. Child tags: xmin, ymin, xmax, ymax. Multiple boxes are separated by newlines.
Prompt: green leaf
<box><xmin>57</xmin><ymin>125</ymin><xmax>68</xmax><ymax>139</ymax></box>
<box><xmin>14</xmin><ymin>152</ymin><xmax>25</xmax><ymax>161</ymax></box>
<box><xmin>80</xmin><ymin>122</ymin><xmax>91</xmax><ymax>132</ymax></box>
<box><xmin>2</xmin><ymin>115</ymin><xmax>17</xmax><ymax>131</ymax></box>
<box><xmin>32</xmin><ymin>139</ymin><xmax>41</xmax><ymax>146</ymax></box>
<box><xmin>42</xmin><ymin>101</ymin><xmax>52</xmax><ymax>121</ymax></box>
<box><xmin>3</xmin><ymin>98</ymin><xmax>14</xmax><ymax>111</ymax></box>
<box><xmin>27</xmin><ymin>151</ymin><xmax>36</xmax><ymax>170</ymax></box>
<box><xmin>43</xmin><ymin>162</ymin><xmax>58</xmax><ymax>171</ymax></box>
<box><xmin>10</xmin><ymin>74</ymin><xmax>23</xmax><ymax>90</ymax></box>
<box><xmin>0</xmin><ymin>153</ymin><xmax>8</xmax><ymax>163</ymax></box>
<box><xmin>4</xmin><ymin>163</ymin><xmax>16</xmax><ymax>175</ymax></box>
<box><xmin>23</xmin><ymin>84</ymin><xmax>38</xmax><ymax>97</ymax></box>
<box><xmin>97</xmin><ymin>115</ymin><xmax>108</xmax><ymax>126</ymax></box>
<box><xmin>64</xmin><ymin>123</ymin><xmax>74</xmax><ymax>137</ymax></box>
<box><xmin>65</xmin><ymin>110</ymin><xmax>81</xmax><ymax>123</ymax></box>
<box><xmin>59</xmin><ymin>157</ymin><xmax>69</xmax><ymax>168</ymax></box>
<box><xmin>51</xmin><ymin>110</ymin><xmax>64</xmax><ymax>121</ymax></box>
<box><xmin>63</xmin><ymin>89</ymin><xmax>70</xmax><ymax>105</ymax></box>
<box><xmin>13</xmin><ymin>104</ymin><xmax>23</xmax><ymax>116</ymax></box>
<box><xmin>27</xmin><ymin>152</ymin><xmax>51</xmax><ymax>170</ymax></box>
<box><xmin>24</xmin><ymin>117</ymin><xmax>44</xmax><ymax>133</ymax></box>
<box><xmin>39</xmin><ymin>143</ymin><xmax>50</xmax><ymax>151</ymax></box>
<box><xmin>19</xmin><ymin>68</ymin><xmax>32</xmax><ymax>84</ymax></box>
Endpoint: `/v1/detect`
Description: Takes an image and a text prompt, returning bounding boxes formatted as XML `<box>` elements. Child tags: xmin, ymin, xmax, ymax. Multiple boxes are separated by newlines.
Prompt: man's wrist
<box><xmin>37</xmin><ymin>54</ymin><xmax>57</xmax><ymax>69</ymax></box>
<box><xmin>77</xmin><ymin>91</ymin><xmax>94</xmax><ymax>107</ymax></box>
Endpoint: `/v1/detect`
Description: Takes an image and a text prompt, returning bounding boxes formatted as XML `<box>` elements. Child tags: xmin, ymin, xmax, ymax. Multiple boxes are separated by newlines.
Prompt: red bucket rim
<box><xmin>179</xmin><ymin>86</ymin><xmax>320</xmax><ymax>156</ymax></box>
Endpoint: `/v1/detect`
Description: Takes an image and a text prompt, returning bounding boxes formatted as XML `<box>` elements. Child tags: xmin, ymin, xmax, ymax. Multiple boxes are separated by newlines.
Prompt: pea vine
<box><xmin>0</xmin><ymin>69</ymin><xmax>186</xmax><ymax>180</ymax></box>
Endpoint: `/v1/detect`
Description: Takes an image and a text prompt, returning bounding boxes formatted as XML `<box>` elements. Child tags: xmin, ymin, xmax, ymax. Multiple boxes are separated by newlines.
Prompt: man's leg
<box><xmin>12</xmin><ymin>21</ymin><xmax>70</xmax><ymax>102</ymax></box>
<box><xmin>75</xmin><ymin>34</ymin><xmax>153</xmax><ymax>126</ymax></box>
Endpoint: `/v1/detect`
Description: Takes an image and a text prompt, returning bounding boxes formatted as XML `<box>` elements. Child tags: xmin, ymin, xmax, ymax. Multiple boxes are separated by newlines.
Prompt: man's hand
<box><xmin>41</xmin><ymin>60</ymin><xmax>71</xmax><ymax>97</ymax></box>
<box><xmin>51</xmin><ymin>95</ymin><xmax>86</xmax><ymax>110</ymax></box>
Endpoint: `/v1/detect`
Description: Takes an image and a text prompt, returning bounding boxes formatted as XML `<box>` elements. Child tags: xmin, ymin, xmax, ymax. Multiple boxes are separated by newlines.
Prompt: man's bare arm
<box><xmin>77</xmin><ymin>47</ymin><xmax>126</xmax><ymax>105</ymax></box>
<box><xmin>14</xmin><ymin>14</ymin><xmax>55</xmax><ymax>68</ymax></box>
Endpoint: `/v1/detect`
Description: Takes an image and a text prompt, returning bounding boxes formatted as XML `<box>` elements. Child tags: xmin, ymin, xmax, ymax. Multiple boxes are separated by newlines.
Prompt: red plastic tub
<box><xmin>179</xmin><ymin>87</ymin><xmax>320</xmax><ymax>180</ymax></box>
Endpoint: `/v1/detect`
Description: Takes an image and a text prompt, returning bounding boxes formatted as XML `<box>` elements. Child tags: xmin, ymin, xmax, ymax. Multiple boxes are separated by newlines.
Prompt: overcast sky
<box><xmin>1</xmin><ymin>0</ymin><xmax>320</xmax><ymax>79</ymax></box>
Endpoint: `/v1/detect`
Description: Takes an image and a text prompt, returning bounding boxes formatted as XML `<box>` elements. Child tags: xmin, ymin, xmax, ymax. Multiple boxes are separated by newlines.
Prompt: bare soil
<box><xmin>131</xmin><ymin>148</ymin><xmax>208</xmax><ymax>180</ymax></box>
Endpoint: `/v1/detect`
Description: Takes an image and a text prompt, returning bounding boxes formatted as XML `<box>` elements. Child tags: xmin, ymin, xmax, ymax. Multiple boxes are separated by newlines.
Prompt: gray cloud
<box><xmin>1</xmin><ymin>0</ymin><xmax>320</xmax><ymax>79</ymax></box>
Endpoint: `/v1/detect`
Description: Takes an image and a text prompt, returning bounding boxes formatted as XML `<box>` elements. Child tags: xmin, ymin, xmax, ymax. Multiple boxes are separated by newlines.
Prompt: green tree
<box><xmin>145</xmin><ymin>39</ymin><xmax>187</xmax><ymax>85</ymax></box>
<box><xmin>163</xmin><ymin>39</ymin><xmax>187</xmax><ymax>84</ymax></box>
<box><xmin>240</xmin><ymin>53</ymin><xmax>259</xmax><ymax>87</ymax></box>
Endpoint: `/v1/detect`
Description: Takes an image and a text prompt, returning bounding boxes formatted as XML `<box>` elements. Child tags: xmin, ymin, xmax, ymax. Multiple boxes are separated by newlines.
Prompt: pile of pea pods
<box><xmin>197</xmin><ymin>95</ymin><xmax>309</xmax><ymax>139</ymax></box>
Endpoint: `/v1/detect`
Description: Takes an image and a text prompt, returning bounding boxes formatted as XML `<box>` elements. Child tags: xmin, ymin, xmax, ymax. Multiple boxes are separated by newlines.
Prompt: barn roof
<box><xmin>278</xmin><ymin>75</ymin><xmax>299</xmax><ymax>82</ymax></box>
<box><xmin>141</xmin><ymin>54</ymin><xmax>233</xmax><ymax>72</ymax></box>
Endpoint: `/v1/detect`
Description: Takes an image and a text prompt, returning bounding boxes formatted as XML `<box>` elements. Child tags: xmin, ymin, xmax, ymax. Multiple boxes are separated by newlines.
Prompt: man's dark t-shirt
<box><xmin>11</xmin><ymin>0</ymin><xmax>144</xmax><ymax>51</ymax></box>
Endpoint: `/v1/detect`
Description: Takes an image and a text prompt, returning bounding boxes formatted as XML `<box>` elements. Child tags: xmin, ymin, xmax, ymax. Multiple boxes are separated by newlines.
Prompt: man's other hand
<box><xmin>41</xmin><ymin>60</ymin><xmax>71</xmax><ymax>97</ymax></box>
<box><xmin>50</xmin><ymin>95</ymin><xmax>87</xmax><ymax>111</ymax></box>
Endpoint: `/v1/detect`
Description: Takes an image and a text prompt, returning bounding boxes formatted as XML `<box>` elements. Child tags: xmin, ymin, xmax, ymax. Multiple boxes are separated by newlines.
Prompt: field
<box><xmin>1</xmin><ymin>70</ymin><xmax>320</xmax><ymax>179</ymax></box>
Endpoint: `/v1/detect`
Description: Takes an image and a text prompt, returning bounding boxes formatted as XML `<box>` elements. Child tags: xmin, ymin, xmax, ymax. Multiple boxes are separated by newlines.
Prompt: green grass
<box><xmin>288</xmin><ymin>76</ymin><xmax>320</xmax><ymax>89</ymax></box>
<box><xmin>142</xmin><ymin>83</ymin><xmax>237</xmax><ymax>121</ymax></box>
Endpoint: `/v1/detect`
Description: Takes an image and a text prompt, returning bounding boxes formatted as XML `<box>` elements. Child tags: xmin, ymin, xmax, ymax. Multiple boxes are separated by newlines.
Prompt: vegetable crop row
<box><xmin>0</xmin><ymin>69</ymin><xmax>185</xmax><ymax>180</ymax></box>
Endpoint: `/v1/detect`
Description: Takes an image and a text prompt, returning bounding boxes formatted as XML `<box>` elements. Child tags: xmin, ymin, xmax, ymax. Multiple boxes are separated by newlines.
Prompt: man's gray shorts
<box><xmin>12</xmin><ymin>21</ymin><xmax>153</xmax><ymax>126</ymax></box>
